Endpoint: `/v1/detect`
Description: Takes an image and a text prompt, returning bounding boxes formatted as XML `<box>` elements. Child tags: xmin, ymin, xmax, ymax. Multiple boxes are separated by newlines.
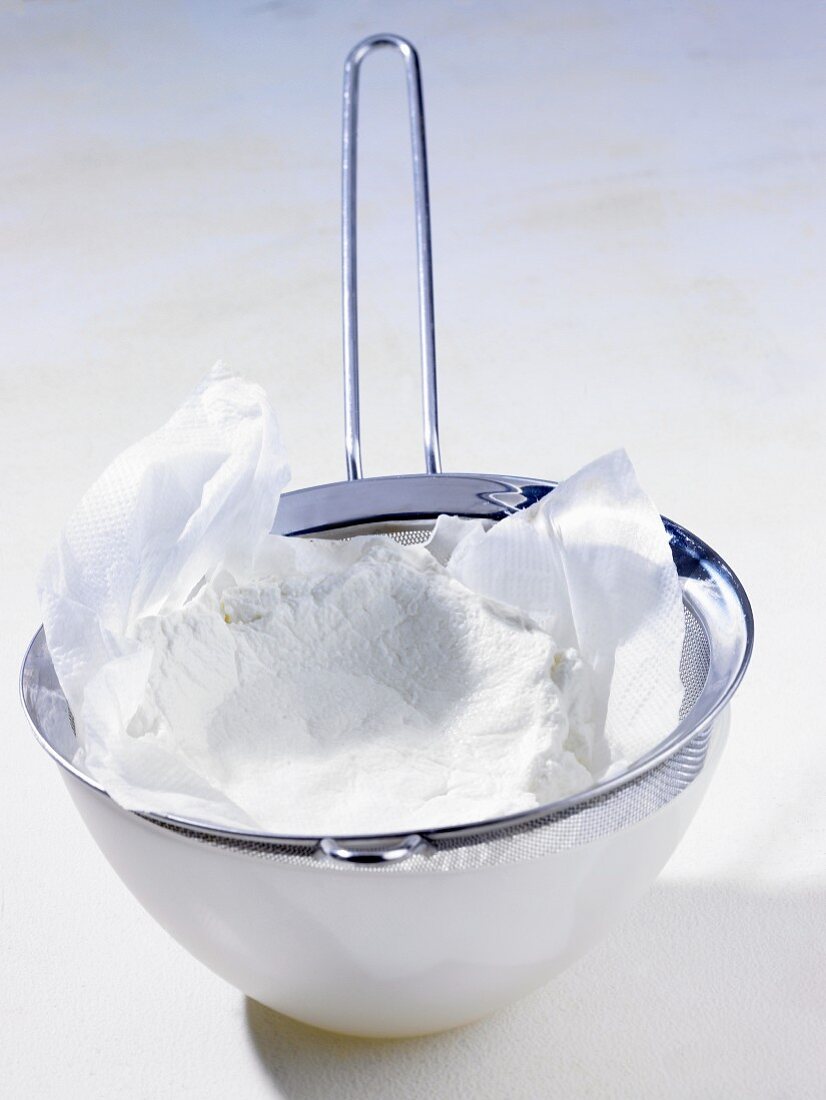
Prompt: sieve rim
<box><xmin>20</xmin><ymin>472</ymin><xmax>753</xmax><ymax>851</ymax></box>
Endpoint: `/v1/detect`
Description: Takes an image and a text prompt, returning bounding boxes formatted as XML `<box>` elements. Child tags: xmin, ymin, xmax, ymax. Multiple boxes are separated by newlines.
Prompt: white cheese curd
<box><xmin>126</xmin><ymin>537</ymin><xmax>602</xmax><ymax>834</ymax></box>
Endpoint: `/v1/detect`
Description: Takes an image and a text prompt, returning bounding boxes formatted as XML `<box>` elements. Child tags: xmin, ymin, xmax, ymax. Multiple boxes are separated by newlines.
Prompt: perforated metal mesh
<box><xmin>679</xmin><ymin>605</ymin><xmax>709</xmax><ymax>719</ymax></box>
<box><xmin>143</xmin><ymin>520</ymin><xmax>715</xmax><ymax>872</ymax></box>
<box><xmin>383</xmin><ymin>527</ymin><xmax>431</xmax><ymax>547</ymax></box>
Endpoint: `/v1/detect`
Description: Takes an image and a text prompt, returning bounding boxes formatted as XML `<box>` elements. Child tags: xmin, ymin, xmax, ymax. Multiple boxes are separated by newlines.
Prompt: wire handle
<box><xmin>342</xmin><ymin>34</ymin><xmax>442</xmax><ymax>480</ymax></box>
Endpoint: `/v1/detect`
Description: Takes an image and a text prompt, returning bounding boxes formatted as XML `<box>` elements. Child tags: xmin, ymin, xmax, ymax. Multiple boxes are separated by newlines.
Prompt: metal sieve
<box><xmin>20</xmin><ymin>34</ymin><xmax>753</xmax><ymax>872</ymax></box>
<box><xmin>20</xmin><ymin>500</ymin><xmax>747</xmax><ymax>873</ymax></box>
<box><xmin>19</xmin><ymin>34</ymin><xmax>755</xmax><ymax>1037</ymax></box>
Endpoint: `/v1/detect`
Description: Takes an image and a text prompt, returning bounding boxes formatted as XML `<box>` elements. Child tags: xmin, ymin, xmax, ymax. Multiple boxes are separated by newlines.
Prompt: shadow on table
<box><xmin>245</xmin><ymin>880</ymin><xmax>823</xmax><ymax>1100</ymax></box>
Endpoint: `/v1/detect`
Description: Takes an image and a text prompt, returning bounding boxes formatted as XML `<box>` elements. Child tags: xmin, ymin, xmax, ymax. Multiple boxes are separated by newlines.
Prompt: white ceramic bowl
<box><xmin>21</xmin><ymin>473</ymin><xmax>752</xmax><ymax>1037</ymax></box>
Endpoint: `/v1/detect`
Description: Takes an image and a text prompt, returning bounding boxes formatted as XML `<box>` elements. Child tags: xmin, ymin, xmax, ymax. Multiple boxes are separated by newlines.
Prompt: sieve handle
<box><xmin>342</xmin><ymin>34</ymin><xmax>442</xmax><ymax>481</ymax></box>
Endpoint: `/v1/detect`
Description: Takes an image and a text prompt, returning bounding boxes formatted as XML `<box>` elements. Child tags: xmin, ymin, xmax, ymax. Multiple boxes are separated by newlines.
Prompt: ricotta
<box><xmin>127</xmin><ymin>537</ymin><xmax>600</xmax><ymax>834</ymax></box>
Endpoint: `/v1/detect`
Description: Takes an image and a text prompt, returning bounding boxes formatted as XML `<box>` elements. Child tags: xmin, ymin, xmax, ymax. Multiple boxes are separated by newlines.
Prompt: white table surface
<box><xmin>2</xmin><ymin>2</ymin><xmax>824</xmax><ymax>1096</ymax></box>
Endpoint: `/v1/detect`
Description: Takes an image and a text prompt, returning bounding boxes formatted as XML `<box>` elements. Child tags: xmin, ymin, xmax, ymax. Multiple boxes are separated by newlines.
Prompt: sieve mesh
<box><xmin>382</xmin><ymin>527</ymin><xmax>431</xmax><ymax>547</ymax></box>
<box><xmin>140</xmin><ymin>519</ymin><xmax>715</xmax><ymax>871</ymax></box>
<box><xmin>679</xmin><ymin>605</ymin><xmax>709</xmax><ymax>719</ymax></box>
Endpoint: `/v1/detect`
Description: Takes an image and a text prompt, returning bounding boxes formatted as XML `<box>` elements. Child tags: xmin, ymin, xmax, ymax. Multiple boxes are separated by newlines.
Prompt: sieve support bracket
<box><xmin>318</xmin><ymin>833</ymin><xmax>433</xmax><ymax>865</ymax></box>
<box><xmin>342</xmin><ymin>33</ymin><xmax>442</xmax><ymax>481</ymax></box>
